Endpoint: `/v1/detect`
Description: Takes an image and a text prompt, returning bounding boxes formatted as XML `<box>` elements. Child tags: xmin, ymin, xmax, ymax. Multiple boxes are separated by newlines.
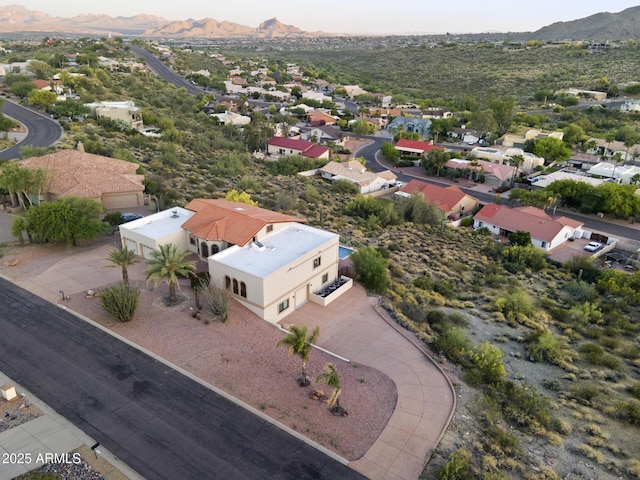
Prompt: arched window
<box><xmin>225</xmin><ymin>276</ymin><xmax>231</xmax><ymax>290</ymax></box>
<box><xmin>211</xmin><ymin>245</ymin><xmax>219</xmax><ymax>254</ymax></box>
<box><xmin>233</xmin><ymin>279</ymin><xmax>239</xmax><ymax>294</ymax></box>
<box><xmin>240</xmin><ymin>282</ymin><xmax>247</xmax><ymax>298</ymax></box>
<box><xmin>200</xmin><ymin>241</ymin><xmax>209</xmax><ymax>258</ymax></box>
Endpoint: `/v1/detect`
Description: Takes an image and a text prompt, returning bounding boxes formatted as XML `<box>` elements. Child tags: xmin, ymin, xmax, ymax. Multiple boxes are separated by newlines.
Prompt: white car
<box><xmin>584</xmin><ymin>242</ymin><xmax>603</xmax><ymax>252</ymax></box>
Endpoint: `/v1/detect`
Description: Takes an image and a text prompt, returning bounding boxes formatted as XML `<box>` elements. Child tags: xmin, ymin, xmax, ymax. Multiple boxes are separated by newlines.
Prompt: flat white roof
<box><xmin>531</xmin><ymin>171</ymin><xmax>606</xmax><ymax>189</ymax></box>
<box><xmin>119</xmin><ymin>207</ymin><xmax>194</xmax><ymax>240</ymax></box>
<box><xmin>211</xmin><ymin>223</ymin><xmax>337</xmax><ymax>278</ymax></box>
<box><xmin>587</xmin><ymin>162</ymin><xmax>640</xmax><ymax>178</ymax></box>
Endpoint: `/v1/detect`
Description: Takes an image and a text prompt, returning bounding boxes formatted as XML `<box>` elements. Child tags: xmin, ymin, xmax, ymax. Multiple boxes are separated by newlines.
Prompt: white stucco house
<box><xmin>119</xmin><ymin>199</ymin><xmax>352</xmax><ymax>322</ymax></box>
<box><xmin>473</xmin><ymin>204</ymin><xmax>585</xmax><ymax>251</ymax></box>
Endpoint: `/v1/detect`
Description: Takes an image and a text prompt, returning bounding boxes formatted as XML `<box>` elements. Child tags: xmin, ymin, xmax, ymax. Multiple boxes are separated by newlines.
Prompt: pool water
<box><xmin>338</xmin><ymin>246</ymin><xmax>355</xmax><ymax>259</ymax></box>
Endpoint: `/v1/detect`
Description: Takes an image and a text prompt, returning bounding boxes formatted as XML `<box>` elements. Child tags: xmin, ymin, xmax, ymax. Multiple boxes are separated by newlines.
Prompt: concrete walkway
<box><xmin>0</xmin><ymin>372</ymin><xmax>143</xmax><ymax>480</ymax></box>
<box><xmin>283</xmin><ymin>285</ymin><xmax>456</xmax><ymax>480</ymax></box>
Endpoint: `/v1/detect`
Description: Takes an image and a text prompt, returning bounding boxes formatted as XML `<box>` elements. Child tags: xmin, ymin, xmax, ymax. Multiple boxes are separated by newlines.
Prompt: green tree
<box><xmin>26</xmin><ymin>60</ymin><xmax>52</xmax><ymax>79</ymax></box>
<box><xmin>395</xmin><ymin>194</ymin><xmax>440</xmax><ymax>225</ymax></box>
<box><xmin>421</xmin><ymin>148</ymin><xmax>450</xmax><ymax>176</ymax></box>
<box><xmin>563</xmin><ymin>124</ymin><xmax>587</xmax><ymax>147</ymax></box>
<box><xmin>144</xmin><ymin>243</ymin><xmax>196</xmax><ymax>305</ymax></box>
<box><xmin>9</xmin><ymin>80</ymin><xmax>36</xmax><ymax>97</ymax></box>
<box><xmin>350</xmin><ymin>246</ymin><xmax>389</xmax><ymax>294</ymax></box>
<box><xmin>27</xmin><ymin>89</ymin><xmax>57</xmax><ymax>109</ymax></box>
<box><xmin>53</xmin><ymin>98</ymin><xmax>91</xmax><ymax>120</ymax></box>
<box><xmin>610</xmin><ymin>151</ymin><xmax>624</xmax><ymax>181</ymax></box>
<box><xmin>225</xmin><ymin>189</ymin><xmax>258</xmax><ymax>205</ymax></box>
<box><xmin>24</xmin><ymin>197</ymin><xmax>105</xmax><ymax>246</ymax></box>
<box><xmin>277</xmin><ymin>325</ymin><xmax>320</xmax><ymax>387</ymax></box>
<box><xmin>533</xmin><ymin>137</ymin><xmax>571</xmax><ymax>163</ymax></box>
<box><xmin>380</xmin><ymin>142</ymin><xmax>400</xmax><ymax>162</ymax></box>
<box><xmin>488</xmin><ymin>96</ymin><xmax>515</xmax><ymax>135</ymax></box>
<box><xmin>352</xmin><ymin>120</ymin><xmax>374</xmax><ymax>136</ymax></box>
<box><xmin>509</xmin><ymin>230</ymin><xmax>531</xmax><ymax>247</ymax></box>
<box><xmin>468</xmin><ymin>109</ymin><xmax>497</xmax><ymax>137</ymax></box>
<box><xmin>106</xmin><ymin>247</ymin><xmax>137</xmax><ymax>285</ymax></box>
<box><xmin>316</xmin><ymin>363</ymin><xmax>346</xmax><ymax>415</ymax></box>
<box><xmin>11</xmin><ymin>216</ymin><xmax>28</xmax><ymax>245</ymax></box>
<box><xmin>429</xmin><ymin>118</ymin><xmax>453</xmax><ymax>143</ymax></box>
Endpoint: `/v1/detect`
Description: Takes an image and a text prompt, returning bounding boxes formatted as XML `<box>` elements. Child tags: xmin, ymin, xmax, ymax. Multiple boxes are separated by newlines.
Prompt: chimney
<box><xmin>77</xmin><ymin>141</ymin><xmax>84</xmax><ymax>152</ymax></box>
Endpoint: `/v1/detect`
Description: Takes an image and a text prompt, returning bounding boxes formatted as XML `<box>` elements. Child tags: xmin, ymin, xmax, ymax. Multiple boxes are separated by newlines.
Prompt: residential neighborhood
<box><xmin>1</xmin><ymin>15</ymin><xmax>640</xmax><ymax>480</ymax></box>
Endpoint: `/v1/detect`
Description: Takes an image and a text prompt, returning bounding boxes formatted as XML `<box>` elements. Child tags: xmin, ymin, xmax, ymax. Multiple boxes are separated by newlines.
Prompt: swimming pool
<box><xmin>338</xmin><ymin>246</ymin><xmax>355</xmax><ymax>259</ymax></box>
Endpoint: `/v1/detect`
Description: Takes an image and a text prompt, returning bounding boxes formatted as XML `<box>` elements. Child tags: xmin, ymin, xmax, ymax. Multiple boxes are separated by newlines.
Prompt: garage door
<box><xmin>102</xmin><ymin>193</ymin><xmax>141</xmax><ymax>210</ymax></box>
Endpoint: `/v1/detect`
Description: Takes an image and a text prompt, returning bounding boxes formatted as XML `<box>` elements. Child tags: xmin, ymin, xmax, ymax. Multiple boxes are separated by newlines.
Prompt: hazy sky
<box><xmin>11</xmin><ymin>1</ymin><xmax>640</xmax><ymax>34</ymax></box>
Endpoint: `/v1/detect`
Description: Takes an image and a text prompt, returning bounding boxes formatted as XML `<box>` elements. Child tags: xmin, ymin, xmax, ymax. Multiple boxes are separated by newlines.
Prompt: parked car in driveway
<box><xmin>121</xmin><ymin>212</ymin><xmax>144</xmax><ymax>223</ymax></box>
<box><xmin>584</xmin><ymin>242</ymin><xmax>603</xmax><ymax>252</ymax></box>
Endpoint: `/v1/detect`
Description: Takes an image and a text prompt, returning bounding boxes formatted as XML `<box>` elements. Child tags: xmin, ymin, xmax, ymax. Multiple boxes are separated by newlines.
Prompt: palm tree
<box><xmin>604</xmin><ymin>132</ymin><xmax>616</xmax><ymax>160</ymax></box>
<box><xmin>106</xmin><ymin>247</ymin><xmax>137</xmax><ymax>285</ymax></box>
<box><xmin>509</xmin><ymin>153</ymin><xmax>525</xmax><ymax>187</ymax></box>
<box><xmin>316</xmin><ymin>363</ymin><xmax>346</xmax><ymax>416</ymax></box>
<box><xmin>611</xmin><ymin>151</ymin><xmax>624</xmax><ymax>182</ymax></box>
<box><xmin>277</xmin><ymin>325</ymin><xmax>320</xmax><ymax>387</ymax></box>
<box><xmin>144</xmin><ymin>243</ymin><xmax>196</xmax><ymax>305</ymax></box>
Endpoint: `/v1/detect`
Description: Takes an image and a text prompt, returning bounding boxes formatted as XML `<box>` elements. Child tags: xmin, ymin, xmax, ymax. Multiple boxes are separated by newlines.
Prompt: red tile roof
<box><xmin>401</xmin><ymin>179</ymin><xmax>472</xmax><ymax>214</ymax></box>
<box><xmin>268</xmin><ymin>137</ymin><xmax>314</xmax><ymax>150</ymax></box>
<box><xmin>31</xmin><ymin>79</ymin><xmax>51</xmax><ymax>90</ymax></box>
<box><xmin>445</xmin><ymin>159</ymin><xmax>513</xmax><ymax>182</ymax></box>
<box><xmin>395</xmin><ymin>139</ymin><xmax>444</xmax><ymax>153</ymax></box>
<box><xmin>267</xmin><ymin>137</ymin><xmax>329</xmax><ymax>158</ymax></box>
<box><xmin>182</xmin><ymin>199</ymin><xmax>303</xmax><ymax>246</ymax></box>
<box><xmin>19</xmin><ymin>150</ymin><xmax>144</xmax><ymax>199</ymax></box>
<box><xmin>474</xmin><ymin>204</ymin><xmax>584</xmax><ymax>243</ymax></box>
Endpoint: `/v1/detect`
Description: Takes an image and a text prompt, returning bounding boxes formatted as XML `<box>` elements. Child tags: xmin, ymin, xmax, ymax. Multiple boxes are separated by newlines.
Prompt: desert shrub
<box><xmin>400</xmin><ymin>300</ymin><xmax>428</xmax><ymax>324</ymax></box>
<box><xmin>103</xmin><ymin>212</ymin><xmax>125</xmax><ymax>226</ymax></box>
<box><xmin>437</xmin><ymin>448</ymin><xmax>474</xmax><ymax>480</ymax></box>
<box><xmin>616</xmin><ymin>400</ymin><xmax>640</xmax><ymax>426</ymax></box>
<box><xmin>465</xmin><ymin>341</ymin><xmax>507</xmax><ymax>385</ymax></box>
<box><xmin>502</xmin><ymin>244</ymin><xmax>547</xmax><ymax>271</ymax></box>
<box><xmin>344</xmin><ymin>195</ymin><xmax>400</xmax><ymax>228</ymax></box>
<box><xmin>433</xmin><ymin>279</ymin><xmax>455</xmax><ymax>298</ymax></box>
<box><xmin>562</xmin><ymin>280</ymin><xmax>598</xmax><ymax>304</ymax></box>
<box><xmin>488</xmin><ymin>380</ymin><xmax>552</xmax><ymax>430</ymax></box>
<box><xmin>483</xmin><ymin>423</ymin><xmax>521</xmax><ymax>456</ymax></box>
<box><xmin>268</xmin><ymin>155</ymin><xmax>326</xmax><ymax>175</ymax></box>
<box><xmin>350</xmin><ymin>246</ymin><xmax>389</xmax><ymax>294</ymax></box>
<box><xmin>459</xmin><ymin>217</ymin><xmax>474</xmax><ymax>227</ymax></box>
<box><xmin>627</xmin><ymin>382</ymin><xmax>640</xmax><ymax>399</ymax></box>
<box><xmin>432</xmin><ymin>327</ymin><xmax>472</xmax><ymax>364</ymax></box>
<box><xmin>577</xmin><ymin>444</ymin><xmax>605</xmax><ymax>464</ymax></box>
<box><xmin>569</xmin><ymin>382</ymin><xmax>601</xmax><ymax>405</ymax></box>
<box><xmin>495</xmin><ymin>289</ymin><xmax>535</xmax><ymax>321</ymax></box>
<box><xmin>580</xmin><ymin>343</ymin><xmax>621</xmax><ymax>370</ymax></box>
<box><xmin>330</xmin><ymin>179</ymin><xmax>359</xmax><ymax>195</ymax></box>
<box><xmin>542</xmin><ymin>378</ymin><xmax>563</xmax><ymax>392</ymax></box>
<box><xmin>99</xmin><ymin>281</ymin><xmax>140</xmax><ymax>322</ymax></box>
<box><xmin>568</xmin><ymin>302</ymin><xmax>604</xmax><ymax>327</ymax></box>
<box><xmin>411</xmin><ymin>275</ymin><xmax>433</xmax><ymax>290</ymax></box>
<box><xmin>202</xmin><ymin>282</ymin><xmax>230</xmax><ymax>322</ymax></box>
<box><xmin>526</xmin><ymin>330</ymin><xmax>565</xmax><ymax>363</ymax></box>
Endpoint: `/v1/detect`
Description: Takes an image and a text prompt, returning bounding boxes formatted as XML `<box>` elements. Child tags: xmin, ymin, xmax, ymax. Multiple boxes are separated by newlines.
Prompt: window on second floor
<box><xmin>313</xmin><ymin>257</ymin><xmax>321</xmax><ymax>268</ymax></box>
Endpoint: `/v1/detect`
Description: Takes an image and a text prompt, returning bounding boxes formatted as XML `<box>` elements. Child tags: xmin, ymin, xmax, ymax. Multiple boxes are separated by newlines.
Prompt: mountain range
<box><xmin>1</xmin><ymin>4</ymin><xmax>640</xmax><ymax>39</ymax></box>
<box><xmin>0</xmin><ymin>5</ymin><xmax>318</xmax><ymax>37</ymax></box>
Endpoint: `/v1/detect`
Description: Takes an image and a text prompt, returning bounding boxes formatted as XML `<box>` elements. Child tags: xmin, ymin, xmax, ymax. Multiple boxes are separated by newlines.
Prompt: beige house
<box><xmin>119</xmin><ymin>199</ymin><xmax>352</xmax><ymax>322</ymax></box>
<box><xmin>397</xmin><ymin>179</ymin><xmax>479</xmax><ymax>219</ymax></box>
<box><xmin>18</xmin><ymin>150</ymin><xmax>145</xmax><ymax>210</ymax></box>
<box><xmin>84</xmin><ymin>100</ymin><xmax>143</xmax><ymax>130</ymax></box>
<box><xmin>319</xmin><ymin>160</ymin><xmax>397</xmax><ymax>193</ymax></box>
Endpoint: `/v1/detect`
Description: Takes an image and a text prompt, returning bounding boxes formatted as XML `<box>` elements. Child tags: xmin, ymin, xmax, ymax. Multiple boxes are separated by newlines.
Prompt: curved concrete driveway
<box><xmin>285</xmin><ymin>286</ymin><xmax>456</xmax><ymax>480</ymax></box>
<box><xmin>1</xmin><ymin>99</ymin><xmax>63</xmax><ymax>159</ymax></box>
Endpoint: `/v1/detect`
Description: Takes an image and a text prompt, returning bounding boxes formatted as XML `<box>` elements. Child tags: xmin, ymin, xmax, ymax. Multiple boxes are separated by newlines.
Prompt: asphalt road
<box><xmin>129</xmin><ymin>45</ymin><xmax>204</xmax><ymax>95</ymax></box>
<box><xmin>0</xmin><ymin>100</ymin><xmax>63</xmax><ymax>160</ymax></box>
<box><xmin>0</xmin><ymin>278</ymin><xmax>365</xmax><ymax>480</ymax></box>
